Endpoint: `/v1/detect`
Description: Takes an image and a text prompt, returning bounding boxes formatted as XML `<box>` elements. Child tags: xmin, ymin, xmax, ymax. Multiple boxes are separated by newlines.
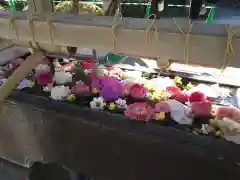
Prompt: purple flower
<box><xmin>98</xmin><ymin>77</ymin><xmax>124</xmax><ymax>101</ymax></box>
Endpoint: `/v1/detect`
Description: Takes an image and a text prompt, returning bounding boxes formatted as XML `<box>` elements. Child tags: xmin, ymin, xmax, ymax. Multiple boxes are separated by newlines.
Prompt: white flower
<box><xmin>53</xmin><ymin>61</ymin><xmax>62</xmax><ymax>68</ymax></box>
<box><xmin>35</xmin><ymin>64</ymin><xmax>50</xmax><ymax>73</ymax></box>
<box><xmin>115</xmin><ymin>98</ymin><xmax>127</xmax><ymax>109</ymax></box>
<box><xmin>90</xmin><ymin>97</ymin><xmax>106</xmax><ymax>110</ymax></box>
<box><xmin>50</xmin><ymin>86</ymin><xmax>70</xmax><ymax>100</ymax></box>
<box><xmin>201</xmin><ymin>124</ymin><xmax>212</xmax><ymax>134</ymax></box>
<box><xmin>54</xmin><ymin>71</ymin><xmax>73</xmax><ymax>84</ymax></box>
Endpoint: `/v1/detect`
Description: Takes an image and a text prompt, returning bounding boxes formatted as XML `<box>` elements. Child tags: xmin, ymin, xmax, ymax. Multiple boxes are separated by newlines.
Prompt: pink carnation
<box><xmin>166</xmin><ymin>86</ymin><xmax>181</xmax><ymax>96</ymax></box>
<box><xmin>71</xmin><ymin>83</ymin><xmax>90</xmax><ymax>95</ymax></box>
<box><xmin>189</xmin><ymin>91</ymin><xmax>205</xmax><ymax>103</ymax></box>
<box><xmin>124</xmin><ymin>102</ymin><xmax>154</xmax><ymax>121</ymax></box>
<box><xmin>35</xmin><ymin>72</ymin><xmax>53</xmax><ymax>86</ymax></box>
<box><xmin>191</xmin><ymin>100</ymin><xmax>212</xmax><ymax>116</ymax></box>
<box><xmin>129</xmin><ymin>84</ymin><xmax>148</xmax><ymax>99</ymax></box>
<box><xmin>171</xmin><ymin>92</ymin><xmax>189</xmax><ymax>103</ymax></box>
<box><xmin>216</xmin><ymin>107</ymin><xmax>240</xmax><ymax>122</ymax></box>
<box><xmin>81</xmin><ymin>58</ymin><xmax>93</xmax><ymax>70</ymax></box>
<box><xmin>154</xmin><ymin>102</ymin><xmax>170</xmax><ymax>112</ymax></box>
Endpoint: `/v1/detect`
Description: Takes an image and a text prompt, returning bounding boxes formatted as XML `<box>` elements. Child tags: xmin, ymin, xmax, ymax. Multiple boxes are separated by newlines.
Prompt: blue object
<box><xmin>212</xmin><ymin>7</ymin><xmax>240</xmax><ymax>24</ymax></box>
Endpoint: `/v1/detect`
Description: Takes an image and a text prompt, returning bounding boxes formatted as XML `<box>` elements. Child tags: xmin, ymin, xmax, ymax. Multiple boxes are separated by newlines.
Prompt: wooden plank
<box><xmin>0</xmin><ymin>51</ymin><xmax>43</xmax><ymax>101</ymax></box>
<box><xmin>0</xmin><ymin>12</ymin><xmax>239</xmax><ymax>68</ymax></box>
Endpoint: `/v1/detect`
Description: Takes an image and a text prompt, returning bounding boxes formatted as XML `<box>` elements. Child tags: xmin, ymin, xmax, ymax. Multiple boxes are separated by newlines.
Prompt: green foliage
<box><xmin>55</xmin><ymin>1</ymin><xmax>104</xmax><ymax>15</ymax></box>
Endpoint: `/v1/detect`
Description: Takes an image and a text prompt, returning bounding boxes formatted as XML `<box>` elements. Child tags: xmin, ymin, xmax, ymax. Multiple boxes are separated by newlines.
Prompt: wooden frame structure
<box><xmin>0</xmin><ymin>0</ymin><xmax>240</xmax><ymax>99</ymax></box>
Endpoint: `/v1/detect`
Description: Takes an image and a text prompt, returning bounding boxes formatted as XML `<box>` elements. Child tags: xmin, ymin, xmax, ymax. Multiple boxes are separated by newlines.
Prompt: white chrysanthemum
<box><xmin>90</xmin><ymin>97</ymin><xmax>106</xmax><ymax>110</ymax></box>
<box><xmin>54</xmin><ymin>71</ymin><xmax>73</xmax><ymax>84</ymax></box>
<box><xmin>201</xmin><ymin>124</ymin><xmax>212</xmax><ymax>134</ymax></box>
<box><xmin>35</xmin><ymin>64</ymin><xmax>50</xmax><ymax>73</ymax></box>
<box><xmin>115</xmin><ymin>98</ymin><xmax>127</xmax><ymax>109</ymax></box>
<box><xmin>50</xmin><ymin>86</ymin><xmax>70</xmax><ymax>100</ymax></box>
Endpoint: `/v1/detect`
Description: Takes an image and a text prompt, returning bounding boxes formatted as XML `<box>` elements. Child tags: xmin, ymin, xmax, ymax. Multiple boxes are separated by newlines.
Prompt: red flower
<box><xmin>129</xmin><ymin>83</ymin><xmax>148</xmax><ymax>99</ymax></box>
<box><xmin>155</xmin><ymin>102</ymin><xmax>170</xmax><ymax>112</ymax></box>
<box><xmin>166</xmin><ymin>86</ymin><xmax>181</xmax><ymax>96</ymax></box>
<box><xmin>171</xmin><ymin>92</ymin><xmax>189</xmax><ymax>103</ymax></box>
<box><xmin>35</xmin><ymin>72</ymin><xmax>53</xmax><ymax>86</ymax></box>
<box><xmin>71</xmin><ymin>83</ymin><xmax>90</xmax><ymax>95</ymax></box>
<box><xmin>189</xmin><ymin>91</ymin><xmax>205</xmax><ymax>103</ymax></box>
<box><xmin>124</xmin><ymin>102</ymin><xmax>154</xmax><ymax>121</ymax></box>
<box><xmin>81</xmin><ymin>58</ymin><xmax>93</xmax><ymax>70</ymax></box>
<box><xmin>191</xmin><ymin>100</ymin><xmax>212</xmax><ymax>116</ymax></box>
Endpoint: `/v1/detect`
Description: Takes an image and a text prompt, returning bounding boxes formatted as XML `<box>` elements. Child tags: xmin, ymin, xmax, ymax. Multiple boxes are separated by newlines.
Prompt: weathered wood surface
<box><xmin>0</xmin><ymin>12</ymin><xmax>240</xmax><ymax>68</ymax></box>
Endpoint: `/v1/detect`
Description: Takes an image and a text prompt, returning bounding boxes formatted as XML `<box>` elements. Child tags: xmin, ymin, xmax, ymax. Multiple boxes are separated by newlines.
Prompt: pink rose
<box><xmin>129</xmin><ymin>84</ymin><xmax>148</xmax><ymax>99</ymax></box>
<box><xmin>155</xmin><ymin>102</ymin><xmax>170</xmax><ymax>113</ymax></box>
<box><xmin>191</xmin><ymin>100</ymin><xmax>212</xmax><ymax>116</ymax></box>
<box><xmin>124</xmin><ymin>102</ymin><xmax>154</xmax><ymax>121</ymax></box>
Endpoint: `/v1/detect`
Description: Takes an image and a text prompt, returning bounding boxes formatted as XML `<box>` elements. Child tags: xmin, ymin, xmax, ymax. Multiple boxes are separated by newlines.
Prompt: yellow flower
<box><xmin>186</xmin><ymin>82</ymin><xmax>193</xmax><ymax>90</ymax></box>
<box><xmin>92</xmin><ymin>88</ymin><xmax>98</xmax><ymax>94</ymax></box>
<box><xmin>108</xmin><ymin>102</ymin><xmax>116</xmax><ymax>111</ymax></box>
<box><xmin>151</xmin><ymin>93</ymin><xmax>160</xmax><ymax>101</ymax></box>
<box><xmin>155</xmin><ymin>112</ymin><xmax>165</xmax><ymax>121</ymax></box>
<box><xmin>66</xmin><ymin>94</ymin><xmax>76</xmax><ymax>102</ymax></box>
<box><xmin>174</xmin><ymin>76</ymin><xmax>182</xmax><ymax>84</ymax></box>
<box><xmin>28</xmin><ymin>81</ymin><xmax>35</xmax><ymax>88</ymax></box>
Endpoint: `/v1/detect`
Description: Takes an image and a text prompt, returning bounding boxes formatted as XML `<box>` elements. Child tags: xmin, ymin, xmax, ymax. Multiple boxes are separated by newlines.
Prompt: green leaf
<box><xmin>74</xmin><ymin>63</ymin><xmax>90</xmax><ymax>85</ymax></box>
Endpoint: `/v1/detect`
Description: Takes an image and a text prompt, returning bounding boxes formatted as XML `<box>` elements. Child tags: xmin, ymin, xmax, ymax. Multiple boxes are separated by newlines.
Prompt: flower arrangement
<box><xmin>4</xmin><ymin>54</ymin><xmax>240</xmax><ymax>140</ymax></box>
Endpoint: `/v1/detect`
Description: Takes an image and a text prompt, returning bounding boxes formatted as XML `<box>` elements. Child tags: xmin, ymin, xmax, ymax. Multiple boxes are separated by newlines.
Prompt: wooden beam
<box><xmin>0</xmin><ymin>12</ymin><xmax>240</xmax><ymax>68</ymax></box>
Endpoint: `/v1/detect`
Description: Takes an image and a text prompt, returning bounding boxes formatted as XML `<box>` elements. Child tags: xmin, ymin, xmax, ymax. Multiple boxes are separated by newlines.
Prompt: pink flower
<box><xmin>59</xmin><ymin>62</ymin><xmax>75</xmax><ymax>72</ymax></box>
<box><xmin>123</xmin><ymin>83</ymin><xmax>131</xmax><ymax>96</ymax></box>
<box><xmin>155</xmin><ymin>102</ymin><xmax>170</xmax><ymax>112</ymax></box>
<box><xmin>124</xmin><ymin>102</ymin><xmax>154</xmax><ymax>121</ymax></box>
<box><xmin>189</xmin><ymin>91</ymin><xmax>205</xmax><ymax>103</ymax></box>
<box><xmin>171</xmin><ymin>92</ymin><xmax>189</xmax><ymax>103</ymax></box>
<box><xmin>71</xmin><ymin>83</ymin><xmax>90</xmax><ymax>95</ymax></box>
<box><xmin>191</xmin><ymin>100</ymin><xmax>212</xmax><ymax>116</ymax></box>
<box><xmin>216</xmin><ymin>107</ymin><xmax>240</xmax><ymax>122</ymax></box>
<box><xmin>35</xmin><ymin>72</ymin><xmax>53</xmax><ymax>86</ymax></box>
<box><xmin>166</xmin><ymin>86</ymin><xmax>181</xmax><ymax>96</ymax></box>
<box><xmin>129</xmin><ymin>84</ymin><xmax>148</xmax><ymax>99</ymax></box>
<box><xmin>81</xmin><ymin>58</ymin><xmax>93</xmax><ymax>70</ymax></box>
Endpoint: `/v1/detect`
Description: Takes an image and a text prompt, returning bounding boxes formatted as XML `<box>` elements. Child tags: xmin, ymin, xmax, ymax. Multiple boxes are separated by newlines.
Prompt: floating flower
<box><xmin>124</xmin><ymin>102</ymin><xmax>154</xmax><ymax>121</ymax></box>
<box><xmin>155</xmin><ymin>102</ymin><xmax>170</xmax><ymax>113</ymax></box>
<box><xmin>66</xmin><ymin>94</ymin><xmax>76</xmax><ymax>102</ymax></box>
<box><xmin>108</xmin><ymin>102</ymin><xmax>116</xmax><ymax>111</ymax></box>
<box><xmin>155</xmin><ymin>112</ymin><xmax>165</xmax><ymax>121</ymax></box>
<box><xmin>215</xmin><ymin>107</ymin><xmax>240</xmax><ymax>122</ymax></box>
<box><xmin>50</xmin><ymin>86</ymin><xmax>70</xmax><ymax>101</ymax></box>
<box><xmin>189</xmin><ymin>91</ymin><xmax>205</xmax><ymax>103</ymax></box>
<box><xmin>171</xmin><ymin>92</ymin><xmax>189</xmax><ymax>103</ymax></box>
<box><xmin>81</xmin><ymin>58</ymin><xmax>94</xmax><ymax>70</ymax></box>
<box><xmin>191</xmin><ymin>100</ymin><xmax>212</xmax><ymax>116</ymax></box>
<box><xmin>16</xmin><ymin>79</ymin><xmax>33</xmax><ymax>89</ymax></box>
<box><xmin>123</xmin><ymin>83</ymin><xmax>131</xmax><ymax>96</ymax></box>
<box><xmin>166</xmin><ymin>86</ymin><xmax>181</xmax><ymax>96</ymax></box>
<box><xmin>35</xmin><ymin>63</ymin><xmax>53</xmax><ymax>86</ymax></box>
<box><xmin>58</xmin><ymin>62</ymin><xmax>75</xmax><ymax>72</ymax></box>
<box><xmin>129</xmin><ymin>84</ymin><xmax>148</xmax><ymax>99</ymax></box>
<box><xmin>99</xmin><ymin>77</ymin><xmax>124</xmax><ymax>101</ymax></box>
<box><xmin>27</xmin><ymin>81</ymin><xmax>35</xmax><ymax>88</ymax></box>
<box><xmin>35</xmin><ymin>72</ymin><xmax>53</xmax><ymax>86</ymax></box>
<box><xmin>174</xmin><ymin>76</ymin><xmax>182</xmax><ymax>85</ymax></box>
<box><xmin>115</xmin><ymin>98</ymin><xmax>127</xmax><ymax>109</ymax></box>
<box><xmin>185</xmin><ymin>82</ymin><xmax>193</xmax><ymax>90</ymax></box>
<box><xmin>54</xmin><ymin>71</ymin><xmax>73</xmax><ymax>85</ymax></box>
<box><xmin>90</xmin><ymin>97</ymin><xmax>106</xmax><ymax>110</ymax></box>
<box><xmin>71</xmin><ymin>83</ymin><xmax>90</xmax><ymax>96</ymax></box>
<box><xmin>9</xmin><ymin>58</ymin><xmax>24</xmax><ymax>71</ymax></box>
